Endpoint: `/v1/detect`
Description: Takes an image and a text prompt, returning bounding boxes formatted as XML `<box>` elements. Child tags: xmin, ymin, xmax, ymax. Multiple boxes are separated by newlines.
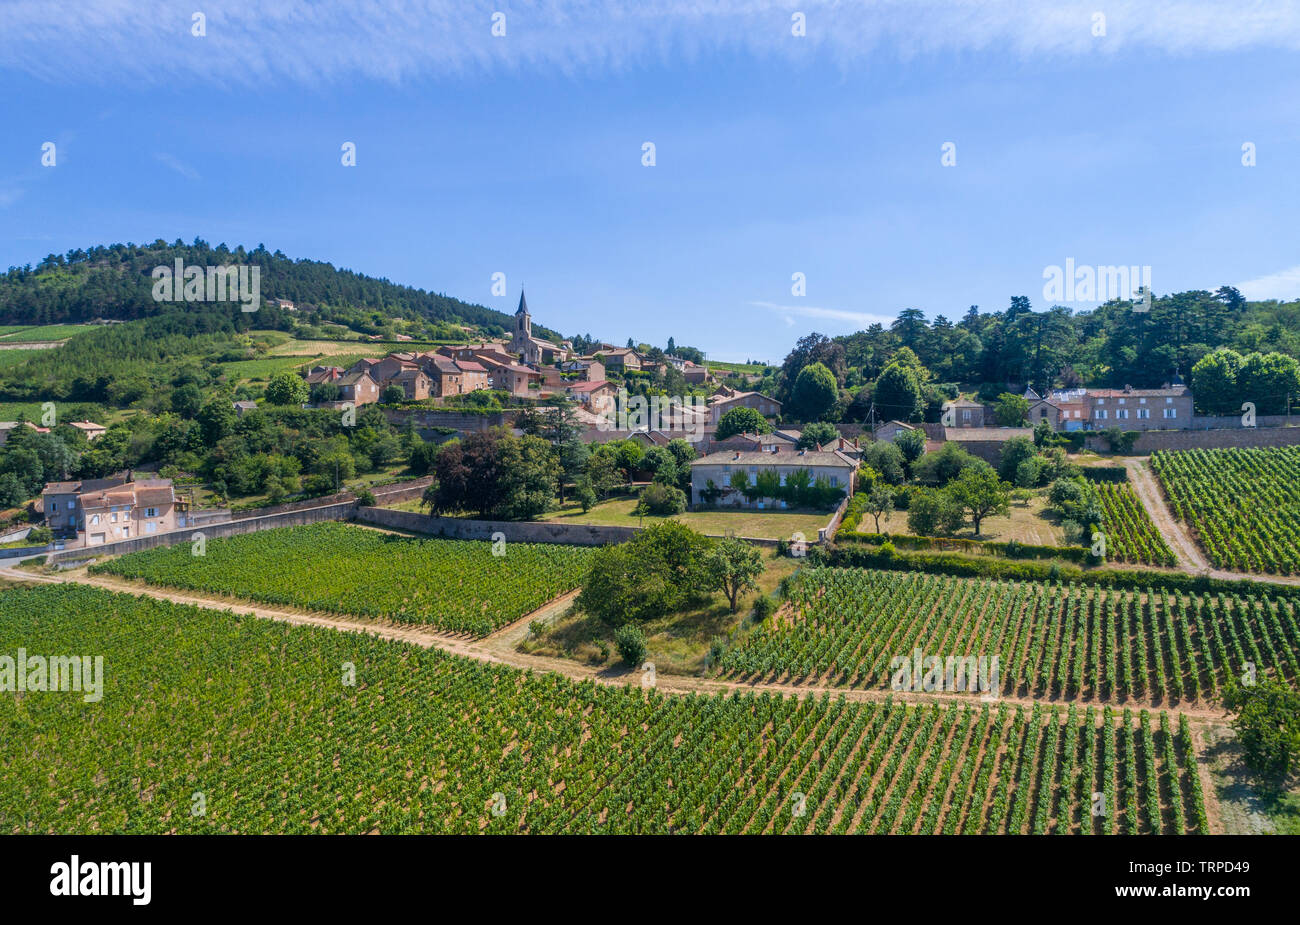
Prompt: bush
<box><xmin>637</xmin><ymin>483</ymin><xmax>687</xmax><ymax>516</ymax></box>
<box><xmin>614</xmin><ymin>624</ymin><xmax>648</xmax><ymax>667</ymax></box>
<box><xmin>751</xmin><ymin>593</ymin><xmax>776</xmax><ymax>622</ymax></box>
<box><xmin>355</xmin><ymin>488</ymin><xmax>376</xmax><ymax>506</ymax></box>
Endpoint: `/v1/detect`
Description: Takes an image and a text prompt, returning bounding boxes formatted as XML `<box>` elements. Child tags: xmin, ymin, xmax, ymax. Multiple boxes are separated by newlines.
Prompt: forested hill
<box><xmin>0</xmin><ymin>239</ymin><xmax>533</xmax><ymax>335</ymax></box>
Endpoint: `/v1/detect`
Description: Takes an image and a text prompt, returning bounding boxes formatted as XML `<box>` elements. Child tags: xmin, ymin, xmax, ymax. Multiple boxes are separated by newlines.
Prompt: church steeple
<box><xmin>515</xmin><ymin>289</ymin><xmax>530</xmax><ymax>338</ymax></box>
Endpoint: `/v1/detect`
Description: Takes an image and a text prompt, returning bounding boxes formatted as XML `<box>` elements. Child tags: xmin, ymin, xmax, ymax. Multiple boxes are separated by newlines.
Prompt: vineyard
<box><xmin>715</xmin><ymin>568</ymin><xmax>1300</xmax><ymax>704</ymax></box>
<box><xmin>1152</xmin><ymin>446</ymin><xmax>1300</xmax><ymax>574</ymax></box>
<box><xmin>1096</xmin><ymin>482</ymin><xmax>1177</xmax><ymax>567</ymax></box>
<box><xmin>90</xmin><ymin>522</ymin><xmax>593</xmax><ymax>635</ymax></box>
<box><xmin>0</xmin><ymin>585</ymin><xmax>1206</xmax><ymax>834</ymax></box>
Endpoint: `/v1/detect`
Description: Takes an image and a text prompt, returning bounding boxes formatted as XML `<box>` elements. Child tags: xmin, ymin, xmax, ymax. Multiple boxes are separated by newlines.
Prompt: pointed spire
<box><xmin>516</xmin><ymin>289</ymin><xmax>529</xmax><ymax>316</ymax></box>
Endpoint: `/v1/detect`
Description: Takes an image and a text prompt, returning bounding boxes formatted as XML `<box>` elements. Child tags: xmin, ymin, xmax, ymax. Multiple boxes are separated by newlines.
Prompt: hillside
<box><xmin>0</xmin><ymin>238</ymin><xmax>559</xmax><ymax>341</ymax></box>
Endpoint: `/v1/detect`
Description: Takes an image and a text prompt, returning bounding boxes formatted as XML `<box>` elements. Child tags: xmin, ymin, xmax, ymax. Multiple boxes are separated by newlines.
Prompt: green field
<box><xmin>0</xmin><ymin>348</ymin><xmax>54</xmax><ymax>371</ymax></box>
<box><xmin>0</xmin><ymin>324</ymin><xmax>96</xmax><ymax>342</ymax></box>
<box><xmin>715</xmin><ymin>567</ymin><xmax>1300</xmax><ymax>704</ymax></box>
<box><xmin>1096</xmin><ymin>482</ymin><xmax>1176</xmax><ymax>567</ymax></box>
<box><xmin>91</xmin><ymin>522</ymin><xmax>593</xmax><ymax>635</ymax></box>
<box><xmin>0</xmin><ymin>584</ymin><xmax>1206</xmax><ymax>834</ymax></box>
<box><xmin>1154</xmin><ymin>446</ymin><xmax>1300</xmax><ymax>574</ymax></box>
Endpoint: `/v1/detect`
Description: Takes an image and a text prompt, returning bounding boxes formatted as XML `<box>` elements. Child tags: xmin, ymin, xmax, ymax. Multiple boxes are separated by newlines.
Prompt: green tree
<box><xmin>893</xmin><ymin>427</ymin><xmax>926</xmax><ymax>467</ymax></box>
<box><xmin>872</xmin><ymin>362</ymin><xmax>924</xmax><ymax>422</ymax></box>
<box><xmin>864</xmin><ymin>484</ymin><xmax>894</xmax><ymax>532</ymax></box>
<box><xmin>196</xmin><ymin>398</ymin><xmax>235</xmax><ymax>446</ymax></box>
<box><xmin>171</xmin><ymin>382</ymin><xmax>204</xmax><ymax>418</ymax></box>
<box><xmin>791</xmin><ymin>362</ymin><xmax>839</xmax><ymax>422</ymax></box>
<box><xmin>585</xmin><ymin>453</ymin><xmax>623</xmax><ymax>498</ymax></box>
<box><xmin>797</xmin><ymin>421</ymin><xmax>839</xmax><ymax>449</ymax></box>
<box><xmin>715</xmin><ymin>406</ymin><xmax>771</xmax><ymax>440</ymax></box>
<box><xmin>998</xmin><ymin>435</ymin><xmax>1039</xmax><ymax>482</ymax></box>
<box><xmin>575</xmin><ymin>477</ymin><xmax>597</xmax><ymax>513</ymax></box>
<box><xmin>913</xmin><ymin>441</ymin><xmax>981</xmax><ymax>487</ymax></box>
<box><xmin>614</xmin><ymin>624</ymin><xmax>648</xmax><ymax>667</ymax></box>
<box><xmin>947</xmin><ymin>465</ymin><xmax>1010</xmax><ymax>536</ymax></box>
<box><xmin>993</xmin><ymin>392</ymin><xmax>1030</xmax><ymax>426</ymax></box>
<box><xmin>496</xmin><ymin>433</ymin><xmax>561</xmax><ymax>520</ymax></box>
<box><xmin>703</xmin><ymin>536</ymin><xmax>765</xmax><ymax>612</ymax></box>
<box><xmin>1222</xmin><ymin>679</ymin><xmax>1300</xmax><ymax>787</ymax></box>
<box><xmin>265</xmin><ymin>372</ymin><xmax>309</xmax><ymax>406</ymax></box>
<box><xmin>860</xmin><ymin>441</ymin><xmax>906</xmax><ymax>485</ymax></box>
<box><xmin>380</xmin><ymin>384</ymin><xmax>405</xmax><ymax>404</ymax></box>
<box><xmin>1190</xmin><ymin>348</ymin><xmax>1242</xmax><ymax>415</ymax></box>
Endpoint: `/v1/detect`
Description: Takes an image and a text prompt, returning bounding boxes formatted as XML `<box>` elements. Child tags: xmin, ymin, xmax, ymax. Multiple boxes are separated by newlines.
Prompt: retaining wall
<box><xmin>47</xmin><ymin>501</ymin><xmax>359</xmax><ymax>564</ymax></box>
<box><xmin>354</xmin><ymin>506</ymin><xmax>638</xmax><ymax>546</ymax></box>
<box><xmin>1085</xmin><ymin>425</ymin><xmax>1300</xmax><ymax>454</ymax></box>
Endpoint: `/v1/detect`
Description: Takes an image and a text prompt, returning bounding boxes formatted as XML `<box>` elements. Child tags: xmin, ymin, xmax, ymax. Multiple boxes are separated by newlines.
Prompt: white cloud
<box><xmin>1238</xmin><ymin>265</ymin><xmax>1300</xmax><ymax>302</ymax></box>
<box><xmin>3</xmin><ymin>2</ymin><xmax>1299</xmax><ymax>85</ymax></box>
<box><xmin>750</xmin><ymin>300</ymin><xmax>893</xmax><ymax>330</ymax></box>
<box><xmin>155</xmin><ymin>153</ymin><xmax>200</xmax><ymax>180</ymax></box>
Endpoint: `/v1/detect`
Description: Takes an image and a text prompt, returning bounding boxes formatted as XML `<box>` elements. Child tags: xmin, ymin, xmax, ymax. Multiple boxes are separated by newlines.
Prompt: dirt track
<box><xmin>1123</xmin><ymin>457</ymin><xmax>1300</xmax><ymax>586</ymax></box>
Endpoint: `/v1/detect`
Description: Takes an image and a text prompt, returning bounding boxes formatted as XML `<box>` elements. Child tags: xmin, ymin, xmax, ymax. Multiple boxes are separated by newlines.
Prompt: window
<box><xmin>1163</xmin><ymin>408</ymin><xmax>1177</xmax><ymax>419</ymax></box>
<box><xmin>1117</xmin><ymin>409</ymin><xmax>1129</xmax><ymax>420</ymax></box>
<box><xmin>90</xmin><ymin>514</ymin><xmax>99</xmax><ymax>526</ymax></box>
<box><xmin>1040</xmin><ymin>408</ymin><xmax>1048</xmax><ymax>418</ymax></box>
<box><xmin>1139</xmin><ymin>398</ymin><xmax>1147</xmax><ymax>404</ymax></box>
<box><xmin>1138</xmin><ymin>408</ymin><xmax>1150</xmax><ymax>419</ymax></box>
<box><xmin>111</xmin><ymin>513</ymin><xmax>118</xmax><ymax>523</ymax></box>
<box><xmin>66</xmin><ymin>500</ymin><xmax>74</xmax><ymax>510</ymax></box>
<box><xmin>830</xmin><ymin>476</ymin><xmax>838</xmax><ymax>487</ymax></box>
<box><xmin>961</xmin><ymin>410</ymin><xmax>972</xmax><ymax>421</ymax></box>
<box><xmin>1096</xmin><ymin>398</ymin><xmax>1105</xmax><ymax>405</ymax></box>
<box><xmin>146</xmin><ymin>507</ymin><xmax>157</xmax><ymax>518</ymax></box>
<box><xmin>1096</xmin><ymin>409</ymin><xmax>1108</xmax><ymax>420</ymax></box>
<box><xmin>1166</xmin><ymin>397</ymin><xmax>1173</xmax><ymax>404</ymax></box>
<box><xmin>1118</xmin><ymin>398</ymin><xmax>1126</xmax><ymax>405</ymax></box>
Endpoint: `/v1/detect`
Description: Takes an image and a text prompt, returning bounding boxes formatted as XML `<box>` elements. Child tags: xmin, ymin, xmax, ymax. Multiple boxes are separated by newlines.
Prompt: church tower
<box><xmin>515</xmin><ymin>290</ymin><xmax>531</xmax><ymax>340</ymax></box>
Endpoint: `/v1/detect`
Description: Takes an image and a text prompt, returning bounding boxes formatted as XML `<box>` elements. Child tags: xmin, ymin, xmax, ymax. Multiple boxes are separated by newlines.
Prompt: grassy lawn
<box><xmin>545</xmin><ymin>496</ymin><xmax>831</xmax><ymax>540</ymax></box>
<box><xmin>519</xmin><ymin>553</ymin><xmax>801</xmax><ymax>675</ymax></box>
<box><xmin>863</xmin><ymin>492</ymin><xmax>1066</xmax><ymax>545</ymax></box>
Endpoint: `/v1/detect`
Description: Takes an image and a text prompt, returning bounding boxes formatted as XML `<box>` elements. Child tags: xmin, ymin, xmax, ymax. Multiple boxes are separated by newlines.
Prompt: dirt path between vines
<box><xmin>1123</xmin><ymin>457</ymin><xmax>1300</xmax><ymax>587</ymax></box>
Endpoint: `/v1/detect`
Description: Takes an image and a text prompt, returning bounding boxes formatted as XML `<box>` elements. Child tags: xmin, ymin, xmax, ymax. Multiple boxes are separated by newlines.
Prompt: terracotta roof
<box><xmin>565</xmin><ymin>380</ymin><xmax>615</xmax><ymax>393</ymax></box>
<box><xmin>453</xmin><ymin>360</ymin><xmax>486</xmax><ymax>373</ymax></box>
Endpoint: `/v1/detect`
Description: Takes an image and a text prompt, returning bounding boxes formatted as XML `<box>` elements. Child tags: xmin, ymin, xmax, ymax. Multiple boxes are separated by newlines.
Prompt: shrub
<box><xmin>614</xmin><ymin>624</ymin><xmax>648</xmax><ymax>667</ymax></box>
<box><xmin>637</xmin><ymin>483</ymin><xmax>687</xmax><ymax>516</ymax></box>
<box><xmin>355</xmin><ymin>488</ymin><xmax>376</xmax><ymax>506</ymax></box>
<box><xmin>752</xmin><ymin>594</ymin><xmax>776</xmax><ymax>622</ymax></box>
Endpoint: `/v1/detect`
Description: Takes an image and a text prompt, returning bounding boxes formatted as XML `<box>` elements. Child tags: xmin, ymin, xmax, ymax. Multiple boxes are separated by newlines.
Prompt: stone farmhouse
<box><xmin>689</xmin><ymin>446</ymin><xmax>858</xmax><ymax>509</ymax></box>
<box><xmin>42</xmin><ymin>476</ymin><xmax>185</xmax><ymax>547</ymax></box>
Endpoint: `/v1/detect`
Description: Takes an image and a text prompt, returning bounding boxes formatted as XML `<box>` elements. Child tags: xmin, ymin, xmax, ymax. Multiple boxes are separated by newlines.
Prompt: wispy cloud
<box><xmin>154</xmin><ymin>152</ymin><xmax>200</xmax><ymax>180</ymax></box>
<box><xmin>3</xmin><ymin>2</ymin><xmax>1299</xmax><ymax>85</ymax></box>
<box><xmin>1238</xmin><ymin>265</ymin><xmax>1300</xmax><ymax>302</ymax></box>
<box><xmin>750</xmin><ymin>300</ymin><xmax>894</xmax><ymax>330</ymax></box>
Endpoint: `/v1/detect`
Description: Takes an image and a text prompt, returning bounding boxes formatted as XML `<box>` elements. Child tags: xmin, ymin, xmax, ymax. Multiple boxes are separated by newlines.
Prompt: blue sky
<box><xmin>3</xmin><ymin>2</ymin><xmax>1300</xmax><ymax>361</ymax></box>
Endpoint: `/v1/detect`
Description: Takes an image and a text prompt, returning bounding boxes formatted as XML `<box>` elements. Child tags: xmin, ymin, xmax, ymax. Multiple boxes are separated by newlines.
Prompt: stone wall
<box><xmin>48</xmin><ymin>501</ymin><xmax>359</xmax><ymax>564</ymax></box>
<box><xmin>354</xmin><ymin>506</ymin><xmax>636</xmax><ymax>546</ymax></box>
<box><xmin>1084</xmin><ymin>424</ymin><xmax>1300</xmax><ymax>454</ymax></box>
